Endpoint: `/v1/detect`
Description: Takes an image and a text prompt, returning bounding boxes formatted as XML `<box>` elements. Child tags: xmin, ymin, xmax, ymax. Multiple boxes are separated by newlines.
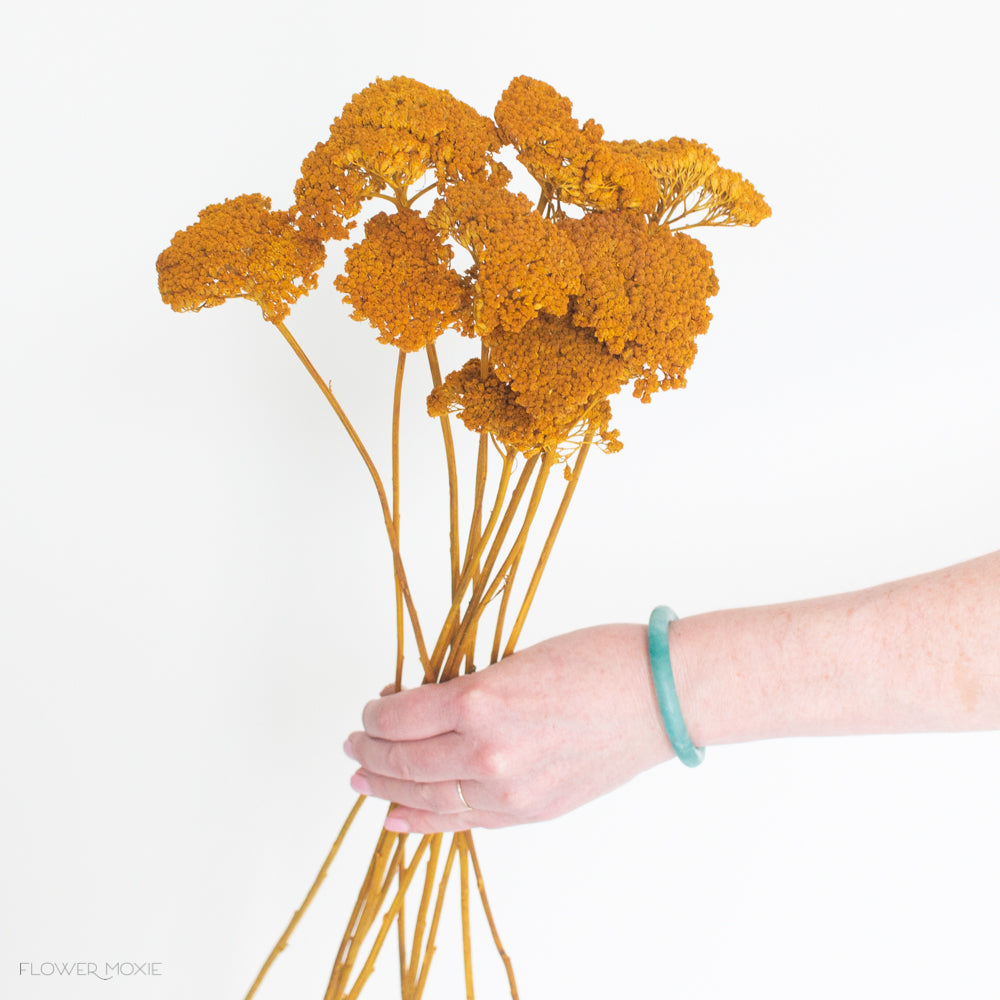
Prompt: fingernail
<box><xmin>343</xmin><ymin>738</ymin><xmax>357</xmax><ymax>761</ymax></box>
<box><xmin>384</xmin><ymin>814</ymin><xmax>410</xmax><ymax>833</ymax></box>
<box><xmin>350</xmin><ymin>770</ymin><xmax>371</xmax><ymax>795</ymax></box>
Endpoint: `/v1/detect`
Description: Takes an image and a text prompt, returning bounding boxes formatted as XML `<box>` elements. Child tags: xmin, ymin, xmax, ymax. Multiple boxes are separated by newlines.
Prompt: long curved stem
<box><xmin>501</xmin><ymin>433</ymin><xmax>593</xmax><ymax>658</ymax></box>
<box><xmin>490</xmin><ymin>547</ymin><xmax>523</xmax><ymax>666</ymax></box>
<box><xmin>395</xmin><ymin>839</ymin><xmax>408</xmax><ymax>998</ymax></box>
<box><xmin>457</xmin><ymin>450</ymin><xmax>515</xmax><ymax>587</ymax></box>
<box><xmin>257</xmin><ymin>324</ymin><xmax>540</xmax><ymax>1000</ymax></box>
<box><xmin>463</xmin><ymin>431</ymin><xmax>489</xmax><ymax>587</ymax></box>
<box><xmin>392</xmin><ymin>350</ymin><xmax>406</xmax><ymax>691</ymax></box>
<box><xmin>461</xmin><ymin>346</ymin><xmax>491</xmax><ymax>592</ymax></box>
<box><xmin>271</xmin><ymin>319</ymin><xmax>432</xmax><ymax>679</ymax></box>
<box><xmin>325</xmin><ymin>827</ymin><xmax>398</xmax><ymax>999</ymax></box>
<box><xmin>425</xmin><ymin>453</ymin><xmax>526</xmax><ymax>678</ymax></box>
<box><xmin>242</xmin><ymin>796</ymin><xmax>366</xmax><ymax>1000</ymax></box>
<box><xmin>404</xmin><ymin>834</ymin><xmax>442</xmax><ymax>995</ymax></box>
<box><xmin>441</xmin><ymin>452</ymin><xmax>553</xmax><ymax>681</ymax></box>
<box><xmin>426</xmin><ymin>343</ymin><xmax>460</xmax><ymax>597</ymax></box>
<box><xmin>345</xmin><ymin>838</ymin><xmax>431</xmax><ymax>1000</ymax></box>
<box><xmin>466</xmin><ymin>835</ymin><xmax>519</xmax><ymax>999</ymax></box>
<box><xmin>431</xmin><ymin>454</ymin><xmax>539</xmax><ymax>681</ymax></box>
<box><xmin>461</xmin><ymin>433</ymin><xmax>491</xmax><ymax>675</ymax></box>
<box><xmin>458</xmin><ymin>834</ymin><xmax>474</xmax><ymax>1000</ymax></box>
<box><xmin>413</xmin><ymin>837</ymin><xmax>459</xmax><ymax>1000</ymax></box>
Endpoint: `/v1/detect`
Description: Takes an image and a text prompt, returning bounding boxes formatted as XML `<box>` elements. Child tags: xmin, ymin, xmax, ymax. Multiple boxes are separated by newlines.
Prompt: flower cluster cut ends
<box><xmin>494</xmin><ymin>76</ymin><xmax>659</xmax><ymax>214</ymax></box>
<box><xmin>156</xmin><ymin>194</ymin><xmax>326</xmax><ymax>322</ymax></box>
<box><xmin>335</xmin><ymin>209</ymin><xmax>470</xmax><ymax>352</ymax></box>
<box><xmin>294</xmin><ymin>76</ymin><xmax>511</xmax><ymax>241</ymax></box>
<box><xmin>427</xmin><ymin>183</ymin><xmax>582</xmax><ymax>337</ymax></box>
<box><xmin>615</xmin><ymin>137</ymin><xmax>771</xmax><ymax>228</ymax></box>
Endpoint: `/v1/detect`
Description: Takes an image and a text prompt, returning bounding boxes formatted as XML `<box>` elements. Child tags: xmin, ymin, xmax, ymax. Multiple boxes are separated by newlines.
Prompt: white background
<box><xmin>2</xmin><ymin>1</ymin><xmax>998</xmax><ymax>998</ymax></box>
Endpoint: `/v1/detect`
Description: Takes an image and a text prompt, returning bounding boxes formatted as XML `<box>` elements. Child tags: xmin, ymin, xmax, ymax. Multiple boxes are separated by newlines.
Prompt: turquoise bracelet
<box><xmin>647</xmin><ymin>606</ymin><xmax>705</xmax><ymax>767</ymax></box>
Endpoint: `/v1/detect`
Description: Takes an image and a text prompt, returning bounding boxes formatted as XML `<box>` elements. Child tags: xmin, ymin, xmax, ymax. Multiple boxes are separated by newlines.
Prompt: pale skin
<box><xmin>344</xmin><ymin>550</ymin><xmax>1000</xmax><ymax>833</ymax></box>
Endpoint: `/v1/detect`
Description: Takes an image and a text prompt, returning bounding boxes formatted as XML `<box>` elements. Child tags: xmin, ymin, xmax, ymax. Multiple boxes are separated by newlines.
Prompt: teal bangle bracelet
<box><xmin>648</xmin><ymin>605</ymin><xmax>705</xmax><ymax>767</ymax></box>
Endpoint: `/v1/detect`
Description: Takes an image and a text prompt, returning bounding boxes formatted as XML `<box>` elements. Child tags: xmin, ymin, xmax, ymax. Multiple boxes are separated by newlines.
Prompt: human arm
<box><xmin>343</xmin><ymin>550</ymin><xmax>1000</xmax><ymax>833</ymax></box>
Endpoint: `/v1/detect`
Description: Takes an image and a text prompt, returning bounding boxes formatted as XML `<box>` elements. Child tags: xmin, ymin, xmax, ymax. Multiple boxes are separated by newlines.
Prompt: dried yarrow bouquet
<box><xmin>157</xmin><ymin>75</ymin><xmax>770</xmax><ymax>999</ymax></box>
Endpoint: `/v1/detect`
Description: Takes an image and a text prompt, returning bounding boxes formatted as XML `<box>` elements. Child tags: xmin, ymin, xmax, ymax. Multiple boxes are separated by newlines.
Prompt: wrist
<box><xmin>666</xmin><ymin>605</ymin><xmax>792</xmax><ymax>748</ymax></box>
<box><xmin>665</xmin><ymin>591</ymin><xmax>932</xmax><ymax>747</ymax></box>
<box><xmin>607</xmin><ymin>622</ymin><xmax>678</xmax><ymax>766</ymax></box>
<box><xmin>651</xmin><ymin>553</ymin><xmax>1000</xmax><ymax>753</ymax></box>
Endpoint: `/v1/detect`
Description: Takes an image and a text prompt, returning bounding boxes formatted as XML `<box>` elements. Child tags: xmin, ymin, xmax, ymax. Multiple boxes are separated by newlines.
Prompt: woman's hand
<box><xmin>343</xmin><ymin>624</ymin><xmax>674</xmax><ymax>833</ymax></box>
<box><xmin>345</xmin><ymin>549</ymin><xmax>1000</xmax><ymax>832</ymax></box>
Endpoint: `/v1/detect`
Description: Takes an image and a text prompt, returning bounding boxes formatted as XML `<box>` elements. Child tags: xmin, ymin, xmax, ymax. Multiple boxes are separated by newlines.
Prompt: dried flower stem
<box><xmin>458</xmin><ymin>834</ymin><xmax>475</xmax><ymax>1000</ymax></box>
<box><xmin>392</xmin><ymin>350</ymin><xmax>406</xmax><ymax>691</ymax></box>
<box><xmin>460</xmin><ymin>349</ymin><xmax>493</xmax><ymax>623</ymax></box>
<box><xmin>325</xmin><ymin>827</ymin><xmax>397</xmax><ymax>998</ymax></box>
<box><xmin>490</xmin><ymin>546</ymin><xmax>524</xmax><ymax>665</ymax></box>
<box><xmin>466</xmin><ymin>835</ymin><xmax>519</xmax><ymax>999</ymax></box>
<box><xmin>325</xmin><ymin>857</ymin><xmax>377</xmax><ymax>998</ymax></box>
<box><xmin>441</xmin><ymin>452</ymin><xmax>554</xmax><ymax>682</ymax></box>
<box><xmin>243</xmin><ymin>795</ymin><xmax>366</xmax><ymax>1000</ymax></box>
<box><xmin>244</xmin><ymin>356</ymin><xmax>580</xmax><ymax>1000</ymax></box>
<box><xmin>413</xmin><ymin>836</ymin><xmax>459</xmax><ymax>1000</ymax></box>
<box><xmin>256</xmin><ymin>338</ymin><xmax>554</xmax><ymax>1000</ymax></box>
<box><xmin>404</xmin><ymin>834</ymin><xmax>442</xmax><ymax>995</ymax></box>
<box><xmin>459</xmin><ymin>449</ymin><xmax>515</xmax><ymax>588</ymax></box>
<box><xmin>463</xmin><ymin>431</ymin><xmax>490</xmax><ymax>589</ymax></box>
<box><xmin>395</xmin><ymin>839</ymin><xmax>408</xmax><ymax>998</ymax></box>
<box><xmin>365</xmin><ymin>836</ymin><xmax>410</xmax><ymax>945</ymax></box>
<box><xmin>427</xmin><ymin>343</ymin><xmax>461</xmax><ymax>597</ymax></box>
<box><xmin>272</xmin><ymin>318</ymin><xmax>432</xmax><ymax>679</ymax></box>
<box><xmin>461</xmin><ymin>433</ymin><xmax>491</xmax><ymax>677</ymax></box>
<box><xmin>502</xmin><ymin>432</ymin><xmax>593</xmax><ymax>658</ymax></box>
<box><xmin>344</xmin><ymin>837</ymin><xmax>431</xmax><ymax>1000</ymax></box>
<box><xmin>465</xmin><ymin>344</ymin><xmax>492</xmax><ymax>552</ymax></box>
<box><xmin>429</xmin><ymin>454</ymin><xmax>537</xmax><ymax>679</ymax></box>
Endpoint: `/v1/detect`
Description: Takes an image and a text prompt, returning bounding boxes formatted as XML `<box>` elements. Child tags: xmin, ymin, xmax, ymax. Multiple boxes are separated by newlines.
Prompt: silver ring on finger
<box><xmin>455</xmin><ymin>779</ymin><xmax>472</xmax><ymax>811</ymax></box>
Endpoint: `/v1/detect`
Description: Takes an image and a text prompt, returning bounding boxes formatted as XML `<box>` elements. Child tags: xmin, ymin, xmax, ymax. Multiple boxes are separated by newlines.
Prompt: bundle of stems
<box><xmin>242</xmin><ymin>316</ymin><xmax>595</xmax><ymax>999</ymax></box>
<box><xmin>156</xmin><ymin>74</ymin><xmax>770</xmax><ymax>999</ymax></box>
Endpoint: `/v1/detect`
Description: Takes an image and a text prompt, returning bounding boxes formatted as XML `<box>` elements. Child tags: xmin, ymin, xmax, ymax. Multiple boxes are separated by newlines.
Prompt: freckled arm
<box><xmin>669</xmin><ymin>551</ymin><xmax>1000</xmax><ymax>747</ymax></box>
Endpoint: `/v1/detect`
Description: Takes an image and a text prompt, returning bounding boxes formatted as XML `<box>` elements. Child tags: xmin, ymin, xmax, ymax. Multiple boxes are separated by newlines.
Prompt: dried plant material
<box><xmin>335</xmin><ymin>209</ymin><xmax>470</xmax><ymax>352</ymax></box>
<box><xmin>156</xmin><ymin>74</ymin><xmax>770</xmax><ymax>1000</ymax></box>
<box><xmin>157</xmin><ymin>194</ymin><xmax>325</xmax><ymax>321</ymax></box>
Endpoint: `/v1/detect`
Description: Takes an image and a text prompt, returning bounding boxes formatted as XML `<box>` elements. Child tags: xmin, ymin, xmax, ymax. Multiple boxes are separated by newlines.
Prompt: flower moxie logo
<box><xmin>19</xmin><ymin>961</ymin><xmax>163</xmax><ymax>980</ymax></box>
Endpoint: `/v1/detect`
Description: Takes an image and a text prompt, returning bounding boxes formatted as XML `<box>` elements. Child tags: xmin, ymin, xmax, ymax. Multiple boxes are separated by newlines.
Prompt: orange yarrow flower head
<box><xmin>428</xmin><ymin>359</ymin><xmax>538</xmax><ymax>454</ymax></box>
<box><xmin>427</xmin><ymin>182</ymin><xmax>581</xmax><ymax>337</ymax></box>
<box><xmin>156</xmin><ymin>194</ymin><xmax>325</xmax><ymax>322</ymax></box>
<box><xmin>487</xmin><ymin>311</ymin><xmax>628</xmax><ymax>449</ymax></box>
<box><xmin>294</xmin><ymin>76</ymin><xmax>511</xmax><ymax>242</ymax></box>
<box><xmin>334</xmin><ymin>208</ymin><xmax>470</xmax><ymax>352</ymax></box>
<box><xmin>613</xmin><ymin>137</ymin><xmax>771</xmax><ymax>228</ymax></box>
<box><xmin>156</xmin><ymin>75</ymin><xmax>769</xmax><ymax>459</ymax></box>
<box><xmin>560</xmin><ymin>212</ymin><xmax>719</xmax><ymax>401</ymax></box>
<box><xmin>494</xmin><ymin>76</ymin><xmax>659</xmax><ymax>215</ymax></box>
<box><xmin>430</xmin><ymin>211</ymin><xmax>720</xmax><ymax>455</ymax></box>
<box><xmin>427</xmin><ymin>351</ymin><xmax>623</xmax><ymax>458</ymax></box>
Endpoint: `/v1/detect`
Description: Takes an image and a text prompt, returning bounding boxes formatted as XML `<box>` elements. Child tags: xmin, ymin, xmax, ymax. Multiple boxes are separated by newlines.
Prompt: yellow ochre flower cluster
<box><xmin>156</xmin><ymin>194</ymin><xmax>326</xmax><ymax>322</ymax></box>
<box><xmin>157</xmin><ymin>75</ymin><xmax>769</xmax><ymax>457</ymax></box>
